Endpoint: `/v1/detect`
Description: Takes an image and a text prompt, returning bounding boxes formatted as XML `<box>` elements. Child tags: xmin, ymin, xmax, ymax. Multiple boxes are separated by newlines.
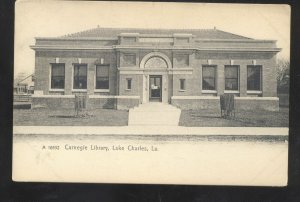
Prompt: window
<box><xmin>247</xmin><ymin>65</ymin><xmax>262</xmax><ymax>91</ymax></box>
<box><xmin>180</xmin><ymin>79</ymin><xmax>186</xmax><ymax>90</ymax></box>
<box><xmin>225</xmin><ymin>65</ymin><xmax>239</xmax><ymax>90</ymax></box>
<box><xmin>202</xmin><ymin>65</ymin><xmax>216</xmax><ymax>90</ymax></box>
<box><xmin>126</xmin><ymin>78</ymin><xmax>132</xmax><ymax>90</ymax></box>
<box><xmin>145</xmin><ymin>57</ymin><xmax>168</xmax><ymax>69</ymax></box>
<box><xmin>96</xmin><ymin>65</ymin><xmax>109</xmax><ymax>89</ymax></box>
<box><xmin>73</xmin><ymin>64</ymin><xmax>87</xmax><ymax>89</ymax></box>
<box><xmin>51</xmin><ymin>64</ymin><xmax>65</xmax><ymax>89</ymax></box>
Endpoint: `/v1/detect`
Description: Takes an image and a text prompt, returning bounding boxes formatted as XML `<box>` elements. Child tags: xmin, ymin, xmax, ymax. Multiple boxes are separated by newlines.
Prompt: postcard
<box><xmin>13</xmin><ymin>1</ymin><xmax>290</xmax><ymax>186</ymax></box>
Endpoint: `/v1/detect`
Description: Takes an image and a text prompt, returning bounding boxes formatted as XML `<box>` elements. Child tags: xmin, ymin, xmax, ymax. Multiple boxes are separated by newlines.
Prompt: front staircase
<box><xmin>128</xmin><ymin>103</ymin><xmax>181</xmax><ymax>126</ymax></box>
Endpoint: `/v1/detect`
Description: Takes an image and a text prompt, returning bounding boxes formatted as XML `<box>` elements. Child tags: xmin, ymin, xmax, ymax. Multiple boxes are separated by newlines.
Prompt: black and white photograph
<box><xmin>13</xmin><ymin>1</ymin><xmax>290</xmax><ymax>186</ymax></box>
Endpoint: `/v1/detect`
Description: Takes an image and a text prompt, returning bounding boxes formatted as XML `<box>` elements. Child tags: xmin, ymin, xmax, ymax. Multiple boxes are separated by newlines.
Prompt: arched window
<box><xmin>144</xmin><ymin>57</ymin><xmax>168</xmax><ymax>69</ymax></box>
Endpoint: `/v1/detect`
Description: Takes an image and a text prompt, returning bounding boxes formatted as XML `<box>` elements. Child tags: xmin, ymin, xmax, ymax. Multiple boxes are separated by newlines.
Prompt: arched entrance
<box><xmin>140</xmin><ymin>52</ymin><xmax>172</xmax><ymax>103</ymax></box>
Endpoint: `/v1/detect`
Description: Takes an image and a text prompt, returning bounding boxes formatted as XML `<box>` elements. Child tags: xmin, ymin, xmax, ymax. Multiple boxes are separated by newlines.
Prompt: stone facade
<box><xmin>31</xmin><ymin>27</ymin><xmax>281</xmax><ymax>110</ymax></box>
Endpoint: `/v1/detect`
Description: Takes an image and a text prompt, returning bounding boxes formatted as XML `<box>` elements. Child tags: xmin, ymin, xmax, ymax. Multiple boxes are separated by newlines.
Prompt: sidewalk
<box><xmin>13</xmin><ymin>126</ymin><xmax>288</xmax><ymax>136</ymax></box>
<box><xmin>128</xmin><ymin>103</ymin><xmax>181</xmax><ymax>126</ymax></box>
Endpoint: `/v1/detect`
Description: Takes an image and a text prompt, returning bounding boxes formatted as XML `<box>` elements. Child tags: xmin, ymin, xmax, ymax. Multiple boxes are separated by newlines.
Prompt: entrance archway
<box><xmin>140</xmin><ymin>52</ymin><xmax>172</xmax><ymax>69</ymax></box>
<box><xmin>140</xmin><ymin>52</ymin><xmax>172</xmax><ymax>103</ymax></box>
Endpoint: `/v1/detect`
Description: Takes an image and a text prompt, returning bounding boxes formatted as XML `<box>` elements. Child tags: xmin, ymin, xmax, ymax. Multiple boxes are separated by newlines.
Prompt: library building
<box><xmin>31</xmin><ymin>27</ymin><xmax>281</xmax><ymax>111</ymax></box>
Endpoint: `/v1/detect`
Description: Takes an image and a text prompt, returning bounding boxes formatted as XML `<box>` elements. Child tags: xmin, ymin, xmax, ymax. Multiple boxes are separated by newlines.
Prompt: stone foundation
<box><xmin>235</xmin><ymin>97</ymin><xmax>279</xmax><ymax>111</ymax></box>
<box><xmin>32</xmin><ymin>95</ymin><xmax>140</xmax><ymax>110</ymax></box>
<box><xmin>89</xmin><ymin>95</ymin><xmax>140</xmax><ymax>110</ymax></box>
<box><xmin>171</xmin><ymin>96</ymin><xmax>279</xmax><ymax>111</ymax></box>
<box><xmin>32</xmin><ymin>95</ymin><xmax>75</xmax><ymax>109</ymax></box>
<box><xmin>171</xmin><ymin>96</ymin><xmax>220</xmax><ymax>110</ymax></box>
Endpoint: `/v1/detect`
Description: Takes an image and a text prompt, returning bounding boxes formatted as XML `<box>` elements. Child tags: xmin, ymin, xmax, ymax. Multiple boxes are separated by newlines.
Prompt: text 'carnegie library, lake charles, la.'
<box><xmin>43</xmin><ymin>144</ymin><xmax>159</xmax><ymax>152</ymax></box>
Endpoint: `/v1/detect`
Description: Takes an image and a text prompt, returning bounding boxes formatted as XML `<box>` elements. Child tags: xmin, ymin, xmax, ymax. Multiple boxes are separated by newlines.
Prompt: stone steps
<box><xmin>128</xmin><ymin>103</ymin><xmax>181</xmax><ymax>126</ymax></box>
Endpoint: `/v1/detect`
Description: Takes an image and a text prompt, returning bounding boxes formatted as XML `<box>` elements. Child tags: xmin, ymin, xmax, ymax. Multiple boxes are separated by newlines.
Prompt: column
<box><xmin>217</xmin><ymin>65</ymin><xmax>225</xmax><ymax>96</ymax></box>
<box><xmin>239</xmin><ymin>65</ymin><xmax>247</xmax><ymax>97</ymax></box>
<box><xmin>87</xmin><ymin>63</ymin><xmax>95</xmax><ymax>95</ymax></box>
<box><xmin>64</xmin><ymin>61</ymin><xmax>73</xmax><ymax>95</ymax></box>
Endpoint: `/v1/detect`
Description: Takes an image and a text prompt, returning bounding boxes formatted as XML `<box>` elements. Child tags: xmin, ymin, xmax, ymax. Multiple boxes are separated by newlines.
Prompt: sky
<box><xmin>15</xmin><ymin>1</ymin><xmax>290</xmax><ymax>77</ymax></box>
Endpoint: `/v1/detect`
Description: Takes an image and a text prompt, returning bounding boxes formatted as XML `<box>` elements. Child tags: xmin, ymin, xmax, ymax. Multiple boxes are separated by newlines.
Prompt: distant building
<box><xmin>14</xmin><ymin>74</ymin><xmax>34</xmax><ymax>94</ymax></box>
<box><xmin>30</xmin><ymin>27</ymin><xmax>281</xmax><ymax>110</ymax></box>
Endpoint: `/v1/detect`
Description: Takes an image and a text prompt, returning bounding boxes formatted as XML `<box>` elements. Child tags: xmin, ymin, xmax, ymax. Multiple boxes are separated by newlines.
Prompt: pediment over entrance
<box><xmin>145</xmin><ymin>57</ymin><xmax>168</xmax><ymax>69</ymax></box>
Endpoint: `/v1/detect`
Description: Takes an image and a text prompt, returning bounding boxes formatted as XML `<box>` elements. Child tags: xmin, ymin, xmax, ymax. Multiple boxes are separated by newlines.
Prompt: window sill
<box><xmin>49</xmin><ymin>89</ymin><xmax>64</xmax><ymax>92</ymax></box>
<box><xmin>125</xmin><ymin>89</ymin><xmax>132</xmax><ymax>91</ymax></box>
<box><xmin>247</xmin><ymin>90</ymin><xmax>262</xmax><ymax>94</ymax></box>
<box><xmin>94</xmin><ymin>89</ymin><xmax>109</xmax><ymax>93</ymax></box>
<box><xmin>72</xmin><ymin>89</ymin><xmax>87</xmax><ymax>92</ymax></box>
<box><xmin>202</xmin><ymin>90</ymin><xmax>217</xmax><ymax>94</ymax></box>
<box><xmin>224</xmin><ymin>90</ymin><xmax>240</xmax><ymax>94</ymax></box>
<box><xmin>179</xmin><ymin>90</ymin><xmax>186</xmax><ymax>92</ymax></box>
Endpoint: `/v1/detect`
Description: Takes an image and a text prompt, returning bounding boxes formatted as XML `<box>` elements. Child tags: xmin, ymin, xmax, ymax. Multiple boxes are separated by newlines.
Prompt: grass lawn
<box><xmin>179</xmin><ymin>107</ymin><xmax>289</xmax><ymax>127</ymax></box>
<box><xmin>14</xmin><ymin>107</ymin><xmax>289</xmax><ymax>127</ymax></box>
<box><xmin>14</xmin><ymin>108</ymin><xmax>129</xmax><ymax>126</ymax></box>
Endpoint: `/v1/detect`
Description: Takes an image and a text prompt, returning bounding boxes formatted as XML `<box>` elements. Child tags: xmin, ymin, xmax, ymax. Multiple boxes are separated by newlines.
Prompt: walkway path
<box><xmin>13</xmin><ymin>126</ymin><xmax>289</xmax><ymax>136</ymax></box>
<box><xmin>128</xmin><ymin>103</ymin><xmax>181</xmax><ymax>126</ymax></box>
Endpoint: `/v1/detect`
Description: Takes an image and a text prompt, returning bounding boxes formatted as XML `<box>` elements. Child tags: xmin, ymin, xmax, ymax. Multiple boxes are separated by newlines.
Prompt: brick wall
<box><xmin>118</xmin><ymin>74</ymin><xmax>143</xmax><ymax>99</ymax></box>
<box><xmin>34</xmin><ymin>38</ymin><xmax>278</xmax><ymax>106</ymax></box>
<box><xmin>35</xmin><ymin>50</ymin><xmax>118</xmax><ymax>95</ymax></box>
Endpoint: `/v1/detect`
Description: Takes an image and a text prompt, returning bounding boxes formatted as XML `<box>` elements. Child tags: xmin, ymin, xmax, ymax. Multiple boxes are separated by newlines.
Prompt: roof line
<box><xmin>60</xmin><ymin>26</ymin><xmax>252</xmax><ymax>40</ymax></box>
<box><xmin>30</xmin><ymin>45</ymin><xmax>281</xmax><ymax>52</ymax></box>
<box><xmin>215</xmin><ymin>29</ymin><xmax>253</xmax><ymax>40</ymax></box>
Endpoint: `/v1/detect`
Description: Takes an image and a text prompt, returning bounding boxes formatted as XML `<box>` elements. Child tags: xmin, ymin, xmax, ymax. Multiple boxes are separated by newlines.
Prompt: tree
<box><xmin>276</xmin><ymin>59</ymin><xmax>290</xmax><ymax>94</ymax></box>
<box><xmin>15</xmin><ymin>72</ymin><xmax>27</xmax><ymax>83</ymax></box>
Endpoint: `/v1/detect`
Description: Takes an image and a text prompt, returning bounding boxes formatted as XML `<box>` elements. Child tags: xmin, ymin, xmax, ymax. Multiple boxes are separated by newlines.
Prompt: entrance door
<box><xmin>149</xmin><ymin>75</ymin><xmax>162</xmax><ymax>102</ymax></box>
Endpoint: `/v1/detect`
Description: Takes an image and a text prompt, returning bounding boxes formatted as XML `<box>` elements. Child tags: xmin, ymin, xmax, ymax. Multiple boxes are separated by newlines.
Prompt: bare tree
<box><xmin>276</xmin><ymin>59</ymin><xmax>290</xmax><ymax>94</ymax></box>
<box><xmin>15</xmin><ymin>72</ymin><xmax>27</xmax><ymax>82</ymax></box>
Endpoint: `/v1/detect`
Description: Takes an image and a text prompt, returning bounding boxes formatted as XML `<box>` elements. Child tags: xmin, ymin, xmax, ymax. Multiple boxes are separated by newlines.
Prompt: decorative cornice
<box><xmin>168</xmin><ymin>68</ymin><xmax>193</xmax><ymax>74</ymax></box>
<box><xmin>118</xmin><ymin>67</ymin><xmax>193</xmax><ymax>75</ymax></box>
<box><xmin>35</xmin><ymin>36</ymin><xmax>275</xmax><ymax>43</ymax></box>
<box><xmin>194</xmin><ymin>39</ymin><xmax>277</xmax><ymax>43</ymax></box>
<box><xmin>30</xmin><ymin>45</ymin><xmax>114</xmax><ymax>51</ymax></box>
<box><xmin>35</xmin><ymin>37</ymin><xmax>117</xmax><ymax>41</ymax></box>
<box><xmin>30</xmin><ymin>45</ymin><xmax>281</xmax><ymax>53</ymax></box>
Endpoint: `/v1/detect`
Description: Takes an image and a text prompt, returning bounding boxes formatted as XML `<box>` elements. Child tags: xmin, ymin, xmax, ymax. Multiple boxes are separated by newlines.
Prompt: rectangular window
<box><xmin>96</xmin><ymin>65</ymin><xmax>109</xmax><ymax>89</ymax></box>
<box><xmin>225</xmin><ymin>65</ymin><xmax>239</xmax><ymax>90</ymax></box>
<box><xmin>180</xmin><ymin>79</ymin><xmax>186</xmax><ymax>90</ymax></box>
<box><xmin>73</xmin><ymin>64</ymin><xmax>87</xmax><ymax>89</ymax></box>
<box><xmin>202</xmin><ymin>65</ymin><xmax>216</xmax><ymax>90</ymax></box>
<box><xmin>126</xmin><ymin>78</ymin><xmax>132</xmax><ymax>90</ymax></box>
<box><xmin>51</xmin><ymin>64</ymin><xmax>65</xmax><ymax>89</ymax></box>
<box><xmin>247</xmin><ymin>65</ymin><xmax>262</xmax><ymax>91</ymax></box>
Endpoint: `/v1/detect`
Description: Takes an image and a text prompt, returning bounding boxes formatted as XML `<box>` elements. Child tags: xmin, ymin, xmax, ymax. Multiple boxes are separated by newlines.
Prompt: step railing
<box><xmin>13</xmin><ymin>94</ymin><xmax>32</xmax><ymax>102</ymax></box>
